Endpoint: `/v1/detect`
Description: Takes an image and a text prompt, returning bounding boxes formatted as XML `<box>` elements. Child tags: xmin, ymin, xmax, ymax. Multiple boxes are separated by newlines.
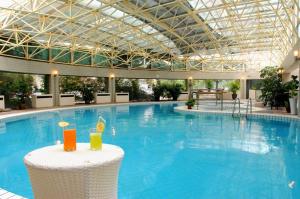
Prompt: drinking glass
<box><xmin>90</xmin><ymin>128</ymin><xmax>102</xmax><ymax>151</ymax></box>
<box><xmin>63</xmin><ymin>124</ymin><xmax>76</xmax><ymax>151</ymax></box>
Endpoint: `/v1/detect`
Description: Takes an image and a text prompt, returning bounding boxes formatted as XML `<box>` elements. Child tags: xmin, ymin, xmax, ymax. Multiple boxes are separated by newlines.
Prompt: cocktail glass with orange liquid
<box><xmin>63</xmin><ymin>125</ymin><xmax>76</xmax><ymax>151</ymax></box>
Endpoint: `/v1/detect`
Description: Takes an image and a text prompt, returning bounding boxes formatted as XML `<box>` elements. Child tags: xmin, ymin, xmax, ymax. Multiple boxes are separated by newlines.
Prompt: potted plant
<box><xmin>289</xmin><ymin>89</ymin><xmax>298</xmax><ymax>115</ymax></box>
<box><xmin>285</xmin><ymin>75</ymin><xmax>299</xmax><ymax>115</ymax></box>
<box><xmin>185</xmin><ymin>99</ymin><xmax>195</xmax><ymax>109</ymax></box>
<box><xmin>205</xmin><ymin>80</ymin><xmax>214</xmax><ymax>92</ymax></box>
<box><xmin>259</xmin><ymin>66</ymin><xmax>289</xmax><ymax>109</ymax></box>
<box><xmin>228</xmin><ymin>81</ymin><xmax>240</xmax><ymax>100</ymax></box>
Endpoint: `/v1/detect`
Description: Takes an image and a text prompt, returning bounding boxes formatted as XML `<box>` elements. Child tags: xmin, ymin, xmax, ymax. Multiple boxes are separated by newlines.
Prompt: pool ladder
<box><xmin>245</xmin><ymin>98</ymin><xmax>253</xmax><ymax>118</ymax></box>
<box><xmin>232</xmin><ymin>98</ymin><xmax>253</xmax><ymax>118</ymax></box>
<box><xmin>232</xmin><ymin>98</ymin><xmax>241</xmax><ymax>117</ymax></box>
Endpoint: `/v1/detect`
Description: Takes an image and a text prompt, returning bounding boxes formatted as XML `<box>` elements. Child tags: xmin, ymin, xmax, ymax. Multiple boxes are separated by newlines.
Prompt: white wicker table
<box><xmin>24</xmin><ymin>143</ymin><xmax>124</xmax><ymax>199</ymax></box>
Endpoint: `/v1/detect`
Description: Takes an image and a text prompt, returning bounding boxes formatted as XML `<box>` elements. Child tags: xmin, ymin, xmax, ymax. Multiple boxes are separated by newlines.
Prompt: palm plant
<box><xmin>228</xmin><ymin>80</ymin><xmax>240</xmax><ymax>99</ymax></box>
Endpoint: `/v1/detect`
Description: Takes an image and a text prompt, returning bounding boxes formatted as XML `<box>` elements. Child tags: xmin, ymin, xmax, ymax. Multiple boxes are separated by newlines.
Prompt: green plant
<box><xmin>284</xmin><ymin>75</ymin><xmax>299</xmax><ymax>98</ymax></box>
<box><xmin>185</xmin><ymin>99</ymin><xmax>195</xmax><ymax>107</ymax></box>
<box><xmin>41</xmin><ymin>75</ymin><xmax>50</xmax><ymax>94</ymax></box>
<box><xmin>116</xmin><ymin>79</ymin><xmax>151</xmax><ymax>101</ymax></box>
<box><xmin>81</xmin><ymin>86</ymin><xmax>94</xmax><ymax>104</ymax></box>
<box><xmin>284</xmin><ymin>101</ymin><xmax>291</xmax><ymax>113</ymax></box>
<box><xmin>228</xmin><ymin>80</ymin><xmax>240</xmax><ymax>94</ymax></box>
<box><xmin>60</xmin><ymin>76</ymin><xmax>106</xmax><ymax>103</ymax></box>
<box><xmin>167</xmin><ymin>83</ymin><xmax>182</xmax><ymax>101</ymax></box>
<box><xmin>204</xmin><ymin>80</ymin><xmax>214</xmax><ymax>90</ymax></box>
<box><xmin>152</xmin><ymin>82</ymin><xmax>183</xmax><ymax>101</ymax></box>
<box><xmin>259</xmin><ymin>66</ymin><xmax>288</xmax><ymax>108</ymax></box>
<box><xmin>60</xmin><ymin>76</ymin><xmax>81</xmax><ymax>94</ymax></box>
<box><xmin>152</xmin><ymin>83</ymin><xmax>163</xmax><ymax>101</ymax></box>
<box><xmin>0</xmin><ymin>73</ymin><xmax>33</xmax><ymax>109</ymax></box>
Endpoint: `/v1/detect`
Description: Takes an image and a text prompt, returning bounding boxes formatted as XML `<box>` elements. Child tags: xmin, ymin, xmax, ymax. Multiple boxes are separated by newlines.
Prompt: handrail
<box><xmin>246</xmin><ymin>98</ymin><xmax>253</xmax><ymax>118</ymax></box>
<box><xmin>232</xmin><ymin>98</ymin><xmax>237</xmax><ymax>116</ymax></box>
<box><xmin>232</xmin><ymin>98</ymin><xmax>241</xmax><ymax>117</ymax></box>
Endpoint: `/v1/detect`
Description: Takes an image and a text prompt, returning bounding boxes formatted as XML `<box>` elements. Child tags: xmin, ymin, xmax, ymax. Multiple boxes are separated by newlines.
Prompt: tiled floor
<box><xmin>0</xmin><ymin>188</ymin><xmax>26</xmax><ymax>199</ymax></box>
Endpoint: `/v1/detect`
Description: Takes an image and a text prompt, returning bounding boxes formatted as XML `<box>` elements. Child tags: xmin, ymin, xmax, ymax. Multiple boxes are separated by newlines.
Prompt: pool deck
<box><xmin>0</xmin><ymin>188</ymin><xmax>26</xmax><ymax>199</ymax></box>
<box><xmin>174</xmin><ymin>105</ymin><xmax>300</xmax><ymax>121</ymax></box>
<box><xmin>0</xmin><ymin>100</ymin><xmax>299</xmax><ymax>120</ymax></box>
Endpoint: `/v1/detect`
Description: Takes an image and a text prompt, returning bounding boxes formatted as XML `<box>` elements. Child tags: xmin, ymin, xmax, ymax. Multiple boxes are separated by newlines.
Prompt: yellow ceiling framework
<box><xmin>0</xmin><ymin>0</ymin><xmax>298</xmax><ymax>72</ymax></box>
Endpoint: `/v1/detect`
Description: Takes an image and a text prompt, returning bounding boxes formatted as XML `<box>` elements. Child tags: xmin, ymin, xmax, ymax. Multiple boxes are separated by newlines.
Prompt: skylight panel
<box><xmin>102</xmin><ymin>7</ymin><xmax>127</xmax><ymax>18</ymax></box>
<box><xmin>141</xmin><ymin>25</ymin><xmax>158</xmax><ymax>34</ymax></box>
<box><xmin>153</xmin><ymin>34</ymin><xmax>168</xmax><ymax>41</ymax></box>
<box><xmin>0</xmin><ymin>0</ymin><xmax>14</xmax><ymax>8</ymax></box>
<box><xmin>188</xmin><ymin>0</ymin><xmax>222</xmax><ymax>9</ymax></box>
<box><xmin>76</xmin><ymin>3</ymin><xmax>178</xmax><ymax>53</ymax></box>
<box><xmin>0</xmin><ymin>0</ymin><xmax>30</xmax><ymax>23</ymax></box>
<box><xmin>79</xmin><ymin>0</ymin><xmax>102</xmax><ymax>9</ymax></box>
<box><xmin>123</xmin><ymin>16</ymin><xmax>144</xmax><ymax>26</ymax></box>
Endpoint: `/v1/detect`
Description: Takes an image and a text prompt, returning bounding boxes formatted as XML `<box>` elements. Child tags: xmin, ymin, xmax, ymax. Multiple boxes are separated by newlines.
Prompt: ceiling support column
<box><xmin>240</xmin><ymin>78</ymin><xmax>247</xmax><ymax>100</ymax></box>
<box><xmin>109</xmin><ymin>75</ymin><xmax>116</xmax><ymax>103</ymax></box>
<box><xmin>187</xmin><ymin>77</ymin><xmax>193</xmax><ymax>100</ymax></box>
<box><xmin>49</xmin><ymin>71</ymin><xmax>60</xmax><ymax>106</ymax></box>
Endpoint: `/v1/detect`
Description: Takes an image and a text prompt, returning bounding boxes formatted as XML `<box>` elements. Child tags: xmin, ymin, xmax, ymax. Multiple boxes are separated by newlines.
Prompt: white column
<box><xmin>109</xmin><ymin>76</ymin><xmax>116</xmax><ymax>103</ymax></box>
<box><xmin>50</xmin><ymin>74</ymin><xmax>59</xmax><ymax>106</ymax></box>
<box><xmin>187</xmin><ymin>78</ymin><xmax>193</xmax><ymax>100</ymax></box>
<box><xmin>240</xmin><ymin>79</ymin><xmax>247</xmax><ymax>99</ymax></box>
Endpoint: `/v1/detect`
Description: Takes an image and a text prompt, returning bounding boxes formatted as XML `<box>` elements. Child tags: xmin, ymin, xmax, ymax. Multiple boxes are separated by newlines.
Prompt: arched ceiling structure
<box><xmin>0</xmin><ymin>0</ymin><xmax>298</xmax><ymax>72</ymax></box>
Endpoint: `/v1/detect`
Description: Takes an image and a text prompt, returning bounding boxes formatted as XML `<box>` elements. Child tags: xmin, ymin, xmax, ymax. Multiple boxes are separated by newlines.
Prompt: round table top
<box><xmin>24</xmin><ymin>143</ymin><xmax>124</xmax><ymax>170</ymax></box>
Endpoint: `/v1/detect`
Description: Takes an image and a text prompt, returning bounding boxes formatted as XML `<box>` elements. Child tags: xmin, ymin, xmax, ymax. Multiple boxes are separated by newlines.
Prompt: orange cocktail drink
<box><xmin>63</xmin><ymin>129</ymin><xmax>76</xmax><ymax>151</ymax></box>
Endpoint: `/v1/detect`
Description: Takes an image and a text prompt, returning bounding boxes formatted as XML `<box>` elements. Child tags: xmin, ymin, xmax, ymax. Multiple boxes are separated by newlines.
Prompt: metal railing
<box><xmin>232</xmin><ymin>98</ymin><xmax>241</xmax><ymax>117</ymax></box>
<box><xmin>246</xmin><ymin>98</ymin><xmax>253</xmax><ymax>118</ymax></box>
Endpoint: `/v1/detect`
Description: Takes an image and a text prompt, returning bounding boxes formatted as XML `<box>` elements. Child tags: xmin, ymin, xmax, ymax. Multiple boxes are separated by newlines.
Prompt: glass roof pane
<box><xmin>0</xmin><ymin>0</ymin><xmax>297</xmax><ymax>71</ymax></box>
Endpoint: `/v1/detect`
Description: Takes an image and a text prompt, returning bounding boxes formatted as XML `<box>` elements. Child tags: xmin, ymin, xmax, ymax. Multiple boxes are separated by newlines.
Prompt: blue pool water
<box><xmin>0</xmin><ymin>103</ymin><xmax>300</xmax><ymax>199</ymax></box>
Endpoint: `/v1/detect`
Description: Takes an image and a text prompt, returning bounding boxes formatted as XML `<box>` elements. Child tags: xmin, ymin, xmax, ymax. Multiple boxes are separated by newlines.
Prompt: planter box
<box><xmin>0</xmin><ymin>95</ymin><xmax>4</xmax><ymax>110</ymax></box>
<box><xmin>32</xmin><ymin>94</ymin><xmax>54</xmax><ymax>108</ymax></box>
<box><xmin>59</xmin><ymin>94</ymin><xmax>75</xmax><ymax>106</ymax></box>
<box><xmin>178</xmin><ymin>92</ymin><xmax>189</xmax><ymax>101</ymax></box>
<box><xmin>94</xmin><ymin>93</ymin><xmax>111</xmax><ymax>104</ymax></box>
<box><xmin>116</xmin><ymin>93</ymin><xmax>129</xmax><ymax>103</ymax></box>
<box><xmin>289</xmin><ymin>97</ymin><xmax>298</xmax><ymax>115</ymax></box>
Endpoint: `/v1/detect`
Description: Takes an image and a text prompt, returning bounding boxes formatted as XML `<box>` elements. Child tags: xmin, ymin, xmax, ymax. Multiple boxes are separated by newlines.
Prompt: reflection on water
<box><xmin>185</xmin><ymin>115</ymin><xmax>276</xmax><ymax>154</ymax></box>
<box><xmin>0</xmin><ymin>103</ymin><xmax>300</xmax><ymax>199</ymax></box>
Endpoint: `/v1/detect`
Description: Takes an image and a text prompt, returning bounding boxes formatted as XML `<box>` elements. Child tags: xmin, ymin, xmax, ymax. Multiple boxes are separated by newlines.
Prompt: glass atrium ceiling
<box><xmin>0</xmin><ymin>0</ymin><xmax>298</xmax><ymax>72</ymax></box>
